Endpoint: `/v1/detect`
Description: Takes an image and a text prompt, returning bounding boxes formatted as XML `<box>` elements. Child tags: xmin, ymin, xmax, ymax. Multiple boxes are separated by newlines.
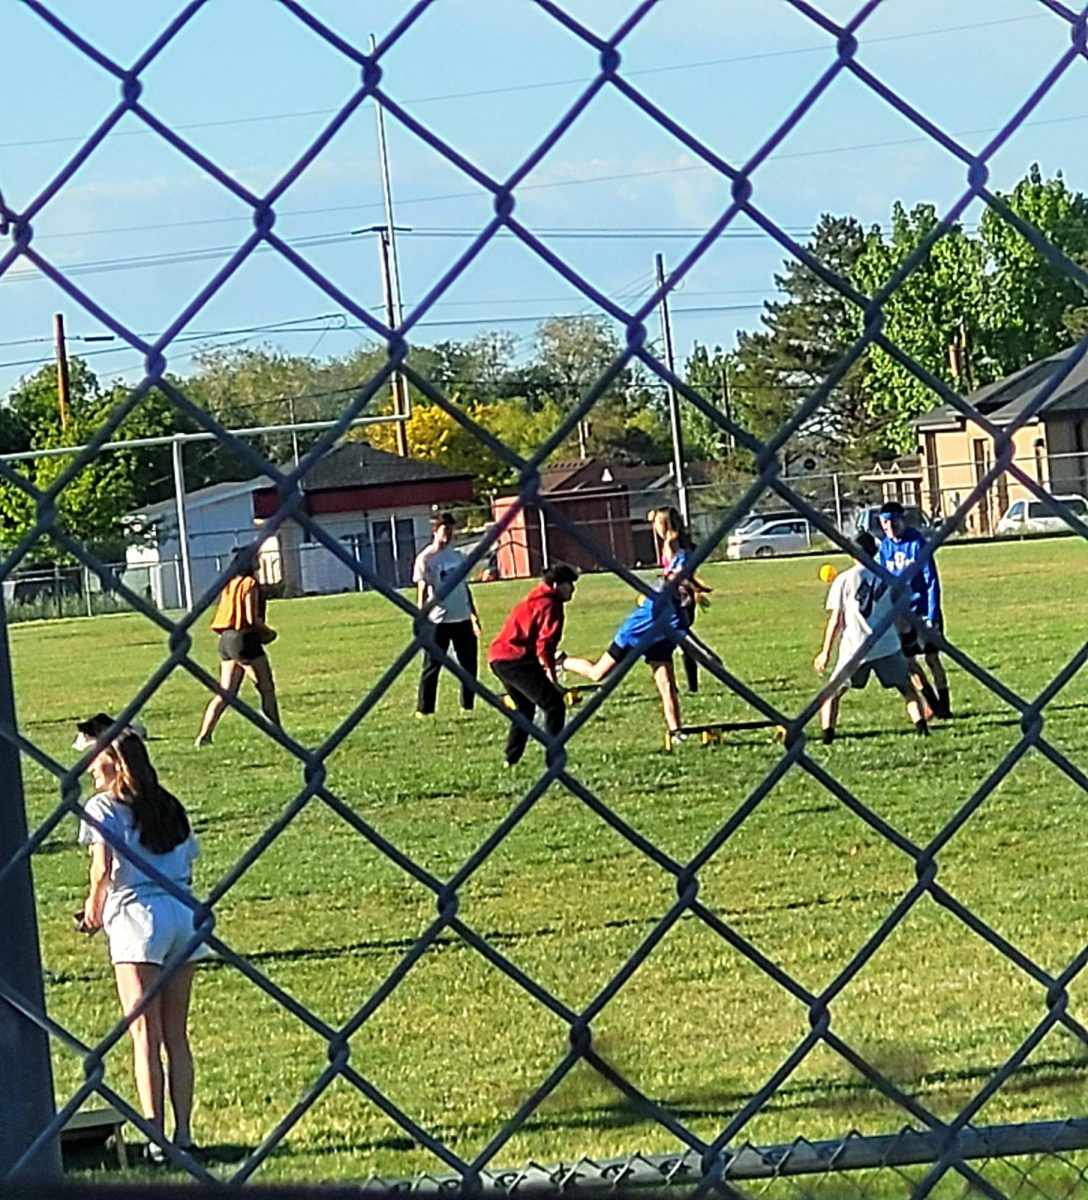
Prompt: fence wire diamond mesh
<box><xmin>2</xmin><ymin>3</ymin><xmax>1088</xmax><ymax>1198</ymax></box>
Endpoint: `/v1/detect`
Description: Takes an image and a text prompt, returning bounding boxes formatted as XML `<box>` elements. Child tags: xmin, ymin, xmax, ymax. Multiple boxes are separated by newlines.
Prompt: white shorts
<box><xmin>104</xmin><ymin>893</ymin><xmax>212</xmax><ymax>966</ymax></box>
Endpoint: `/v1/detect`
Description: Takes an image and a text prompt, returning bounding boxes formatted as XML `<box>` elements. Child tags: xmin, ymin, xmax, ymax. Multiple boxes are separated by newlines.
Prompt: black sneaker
<box><xmin>822</xmin><ymin>728</ymin><xmax>836</xmax><ymax>745</ymax></box>
<box><xmin>915</xmin><ymin>719</ymin><xmax>930</xmax><ymax>737</ymax></box>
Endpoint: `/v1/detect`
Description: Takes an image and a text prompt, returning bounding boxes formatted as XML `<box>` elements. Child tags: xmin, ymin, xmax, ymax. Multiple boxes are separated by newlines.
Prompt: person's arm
<box><xmin>240</xmin><ymin>577</ymin><xmax>260</xmax><ymax>630</ymax></box>
<box><xmin>83</xmin><ymin>843</ymin><xmax>110</xmax><ymax>930</ymax></box>
<box><xmin>535</xmin><ymin>600</ymin><xmax>563</xmax><ymax>685</ymax></box>
<box><xmin>813</xmin><ymin>610</ymin><xmax>842</xmax><ymax>674</ymax></box>
<box><xmin>412</xmin><ymin>552</ymin><xmax>429</xmax><ymax>613</ymax></box>
<box><xmin>919</xmin><ymin>543</ymin><xmax>941</xmax><ymax>625</ymax></box>
<box><xmin>468</xmin><ymin>586</ymin><xmax>481</xmax><ymax>635</ymax></box>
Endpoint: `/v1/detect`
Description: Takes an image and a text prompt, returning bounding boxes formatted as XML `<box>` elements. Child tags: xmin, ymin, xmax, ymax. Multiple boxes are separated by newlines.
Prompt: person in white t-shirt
<box><xmin>812</xmin><ymin>531</ymin><xmax>929</xmax><ymax>744</ymax></box>
<box><xmin>75</xmin><ymin>720</ymin><xmax>209</xmax><ymax>1160</ymax></box>
<box><xmin>413</xmin><ymin>511</ymin><xmax>481</xmax><ymax>716</ymax></box>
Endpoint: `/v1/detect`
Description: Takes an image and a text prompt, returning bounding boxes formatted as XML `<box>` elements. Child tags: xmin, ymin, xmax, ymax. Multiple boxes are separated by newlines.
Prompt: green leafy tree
<box><xmin>851</xmin><ymin>203</ymin><xmax>983</xmax><ymax>452</ymax></box>
<box><xmin>533</xmin><ymin>315</ymin><xmax>643</xmax><ymax>460</ymax></box>
<box><xmin>0</xmin><ymin>362</ymin><xmax>191</xmax><ymax>556</ymax></box>
<box><xmin>979</xmin><ymin>164</ymin><xmax>1088</xmax><ymax>373</ymax></box>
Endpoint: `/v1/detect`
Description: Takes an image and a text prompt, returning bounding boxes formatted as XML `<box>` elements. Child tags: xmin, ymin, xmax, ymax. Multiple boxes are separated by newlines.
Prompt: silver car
<box><xmin>726</xmin><ymin>517</ymin><xmax>812</xmax><ymax>559</ymax></box>
<box><xmin>995</xmin><ymin>494</ymin><xmax>1088</xmax><ymax>536</ymax></box>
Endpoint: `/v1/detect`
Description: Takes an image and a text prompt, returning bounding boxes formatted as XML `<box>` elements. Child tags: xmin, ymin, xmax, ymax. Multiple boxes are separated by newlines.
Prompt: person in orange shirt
<box><xmin>195</xmin><ymin>553</ymin><xmax>280</xmax><ymax>747</ymax></box>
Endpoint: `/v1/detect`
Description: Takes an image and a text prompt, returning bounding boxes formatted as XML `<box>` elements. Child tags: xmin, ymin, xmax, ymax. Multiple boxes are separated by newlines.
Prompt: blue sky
<box><xmin>2</xmin><ymin>0</ymin><xmax>1086</xmax><ymax>402</ymax></box>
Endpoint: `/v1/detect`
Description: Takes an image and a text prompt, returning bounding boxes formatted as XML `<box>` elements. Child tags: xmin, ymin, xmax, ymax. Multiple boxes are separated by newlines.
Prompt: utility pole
<box><xmin>370</xmin><ymin>33</ymin><xmax>410</xmax><ymax>458</ymax></box>
<box><xmin>287</xmin><ymin>394</ymin><xmax>300</xmax><ymax>467</ymax></box>
<box><xmin>654</xmin><ymin>253</ymin><xmax>689</xmax><ymax>525</ymax></box>
<box><xmin>719</xmin><ymin>359</ymin><xmax>737</xmax><ymax>456</ymax></box>
<box><xmin>172</xmin><ymin>437</ymin><xmax>193</xmax><ymax>611</ymax></box>
<box><xmin>53</xmin><ymin>313</ymin><xmax>70</xmax><ymax>432</ymax></box>
<box><xmin>375</xmin><ymin>229</ymin><xmax>410</xmax><ymax>457</ymax></box>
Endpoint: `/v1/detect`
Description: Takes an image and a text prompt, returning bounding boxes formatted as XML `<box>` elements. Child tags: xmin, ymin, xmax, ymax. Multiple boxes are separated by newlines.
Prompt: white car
<box><xmin>726</xmin><ymin>518</ymin><xmax>813</xmax><ymax>559</ymax></box>
<box><xmin>995</xmin><ymin>495</ymin><xmax>1088</xmax><ymax>536</ymax></box>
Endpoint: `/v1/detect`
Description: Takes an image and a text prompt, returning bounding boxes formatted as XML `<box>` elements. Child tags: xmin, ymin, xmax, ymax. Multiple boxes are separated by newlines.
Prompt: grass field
<box><xmin>12</xmin><ymin>537</ymin><xmax>1088</xmax><ymax>1190</ymax></box>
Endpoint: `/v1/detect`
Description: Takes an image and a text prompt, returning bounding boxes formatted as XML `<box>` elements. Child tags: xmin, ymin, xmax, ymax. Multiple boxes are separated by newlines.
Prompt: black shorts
<box><xmin>217</xmin><ymin>630</ymin><xmax>266</xmax><ymax>664</ymax></box>
<box><xmin>608</xmin><ymin>638</ymin><xmax>675</xmax><ymax>666</ymax></box>
<box><xmin>898</xmin><ymin>618</ymin><xmax>943</xmax><ymax>659</ymax></box>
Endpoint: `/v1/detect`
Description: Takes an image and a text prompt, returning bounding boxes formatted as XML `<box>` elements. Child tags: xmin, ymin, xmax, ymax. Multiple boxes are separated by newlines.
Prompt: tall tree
<box><xmin>728</xmin><ymin>214</ymin><xmax>877</xmax><ymax>465</ymax></box>
<box><xmin>979</xmin><ymin>164</ymin><xmax>1088</xmax><ymax>374</ymax></box>
<box><xmin>851</xmin><ymin>203</ymin><xmax>983</xmax><ymax>452</ymax></box>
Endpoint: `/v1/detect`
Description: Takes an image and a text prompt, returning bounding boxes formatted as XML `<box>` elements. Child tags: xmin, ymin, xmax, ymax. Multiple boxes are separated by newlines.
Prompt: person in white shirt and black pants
<box><xmin>413</xmin><ymin>512</ymin><xmax>482</xmax><ymax>716</ymax></box>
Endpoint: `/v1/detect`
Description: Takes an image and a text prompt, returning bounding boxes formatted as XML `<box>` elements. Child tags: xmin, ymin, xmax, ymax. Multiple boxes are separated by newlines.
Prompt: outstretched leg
<box><xmin>561</xmin><ymin>652</ymin><xmax>617</xmax><ymax>684</ymax></box>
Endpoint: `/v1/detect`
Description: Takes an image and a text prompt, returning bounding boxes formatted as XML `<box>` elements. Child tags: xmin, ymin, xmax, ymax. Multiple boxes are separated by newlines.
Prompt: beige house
<box><xmin>913</xmin><ymin>347</ymin><xmax>1088</xmax><ymax>535</ymax></box>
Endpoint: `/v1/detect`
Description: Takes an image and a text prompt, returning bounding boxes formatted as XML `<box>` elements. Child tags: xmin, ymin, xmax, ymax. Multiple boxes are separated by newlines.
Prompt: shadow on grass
<box><xmin>209</xmin><ymin>889</ymin><xmax>904</xmax><ymax>969</ymax></box>
<box><xmin>508</xmin><ymin>1047</ymin><xmax>1088</xmax><ymax>1138</ymax></box>
<box><xmin>257</xmin><ymin>1045</ymin><xmax>1088</xmax><ymax>1162</ymax></box>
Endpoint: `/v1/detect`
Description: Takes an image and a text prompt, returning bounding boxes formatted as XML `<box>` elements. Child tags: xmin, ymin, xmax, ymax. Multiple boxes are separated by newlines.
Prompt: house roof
<box><xmin>538</xmin><ymin>460</ymin><xmax>599</xmax><ymax>492</ymax></box>
<box><xmin>916</xmin><ymin>345</ymin><xmax>1088</xmax><ymax>430</ymax></box>
<box><xmin>128</xmin><ymin>476</ymin><xmax>273</xmax><ymax>523</ymax></box>
<box><xmin>295</xmin><ymin>441</ymin><xmax>473</xmax><ymax>490</ymax></box>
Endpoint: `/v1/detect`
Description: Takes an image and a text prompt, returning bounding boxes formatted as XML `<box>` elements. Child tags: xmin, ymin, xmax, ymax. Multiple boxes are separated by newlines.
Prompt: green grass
<box><xmin>13</xmin><ymin>537</ymin><xmax>1088</xmax><ymax>1191</ymax></box>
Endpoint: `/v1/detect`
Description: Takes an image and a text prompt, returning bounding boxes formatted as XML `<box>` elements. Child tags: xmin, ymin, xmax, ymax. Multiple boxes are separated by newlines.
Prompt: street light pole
<box><xmin>654</xmin><ymin>253</ymin><xmax>689</xmax><ymax>525</ymax></box>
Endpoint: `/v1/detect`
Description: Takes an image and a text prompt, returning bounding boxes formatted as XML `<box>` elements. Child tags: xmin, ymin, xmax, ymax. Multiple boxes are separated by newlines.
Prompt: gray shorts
<box><xmin>845</xmin><ymin>651</ymin><xmax>909</xmax><ymax>692</ymax></box>
<box><xmin>104</xmin><ymin>893</ymin><xmax>212</xmax><ymax>966</ymax></box>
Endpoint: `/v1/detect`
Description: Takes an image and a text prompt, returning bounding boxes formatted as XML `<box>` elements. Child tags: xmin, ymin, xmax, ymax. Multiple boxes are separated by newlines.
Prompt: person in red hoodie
<box><xmin>488</xmin><ymin>564</ymin><xmax>579</xmax><ymax>768</ymax></box>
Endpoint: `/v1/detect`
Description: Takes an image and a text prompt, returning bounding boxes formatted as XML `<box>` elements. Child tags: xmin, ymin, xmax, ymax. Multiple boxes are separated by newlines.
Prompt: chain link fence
<box><xmin>3</xmin><ymin>3</ymin><xmax>1088</xmax><ymax>1197</ymax></box>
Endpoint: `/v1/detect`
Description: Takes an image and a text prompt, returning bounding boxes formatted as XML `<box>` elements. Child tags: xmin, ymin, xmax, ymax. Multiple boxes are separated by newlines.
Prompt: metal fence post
<box><xmin>0</xmin><ymin>597</ymin><xmax>61</xmax><ymax>1180</ymax></box>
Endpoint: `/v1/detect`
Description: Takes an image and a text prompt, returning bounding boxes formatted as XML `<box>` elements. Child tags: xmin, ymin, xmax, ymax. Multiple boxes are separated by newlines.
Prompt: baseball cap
<box><xmin>72</xmin><ymin>713</ymin><xmax>148</xmax><ymax>752</ymax></box>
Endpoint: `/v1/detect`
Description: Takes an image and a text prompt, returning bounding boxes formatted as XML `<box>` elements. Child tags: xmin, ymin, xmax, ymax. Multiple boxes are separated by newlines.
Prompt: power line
<box><xmin>0</xmin><ymin>12</ymin><xmax>1050</xmax><ymax>152</ymax></box>
<box><xmin>0</xmin><ymin>300</ymin><xmax>768</xmax><ymax>376</ymax></box>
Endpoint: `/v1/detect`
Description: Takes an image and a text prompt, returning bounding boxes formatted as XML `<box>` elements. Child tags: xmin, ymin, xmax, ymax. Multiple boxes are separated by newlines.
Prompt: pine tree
<box><xmin>728</xmin><ymin>214</ymin><xmax>878</xmax><ymax>467</ymax></box>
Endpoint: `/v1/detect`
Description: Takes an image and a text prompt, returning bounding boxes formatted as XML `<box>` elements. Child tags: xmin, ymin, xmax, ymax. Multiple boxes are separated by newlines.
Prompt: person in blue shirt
<box><xmin>876</xmin><ymin>500</ymin><xmax>950</xmax><ymax>718</ymax></box>
<box><xmin>561</xmin><ymin>567</ymin><xmax>694</xmax><ymax>738</ymax></box>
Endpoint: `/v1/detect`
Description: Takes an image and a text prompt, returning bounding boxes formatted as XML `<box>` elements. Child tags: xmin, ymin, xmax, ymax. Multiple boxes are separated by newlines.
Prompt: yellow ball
<box><xmin>818</xmin><ymin>563</ymin><xmax>838</xmax><ymax>584</ymax></box>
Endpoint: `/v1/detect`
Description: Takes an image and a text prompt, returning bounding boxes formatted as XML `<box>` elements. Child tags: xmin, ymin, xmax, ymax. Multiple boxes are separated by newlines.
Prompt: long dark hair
<box><xmin>650</xmin><ymin>506</ymin><xmax>694</xmax><ymax>552</ymax></box>
<box><xmin>106</xmin><ymin>731</ymin><xmax>190</xmax><ymax>854</ymax></box>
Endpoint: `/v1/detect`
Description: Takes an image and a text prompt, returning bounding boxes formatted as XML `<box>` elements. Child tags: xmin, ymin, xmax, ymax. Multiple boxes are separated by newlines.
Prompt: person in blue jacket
<box><xmin>876</xmin><ymin>500</ymin><xmax>950</xmax><ymax>718</ymax></box>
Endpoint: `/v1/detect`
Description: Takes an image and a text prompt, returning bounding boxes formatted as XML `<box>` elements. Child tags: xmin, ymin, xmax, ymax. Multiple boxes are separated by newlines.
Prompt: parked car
<box><xmin>726</xmin><ymin>517</ymin><xmax>813</xmax><ymax>559</ymax></box>
<box><xmin>995</xmin><ymin>494</ymin><xmax>1088</xmax><ymax>536</ymax></box>
<box><xmin>733</xmin><ymin>508</ymin><xmax>803</xmax><ymax>537</ymax></box>
<box><xmin>851</xmin><ymin>504</ymin><xmax>932</xmax><ymax>538</ymax></box>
